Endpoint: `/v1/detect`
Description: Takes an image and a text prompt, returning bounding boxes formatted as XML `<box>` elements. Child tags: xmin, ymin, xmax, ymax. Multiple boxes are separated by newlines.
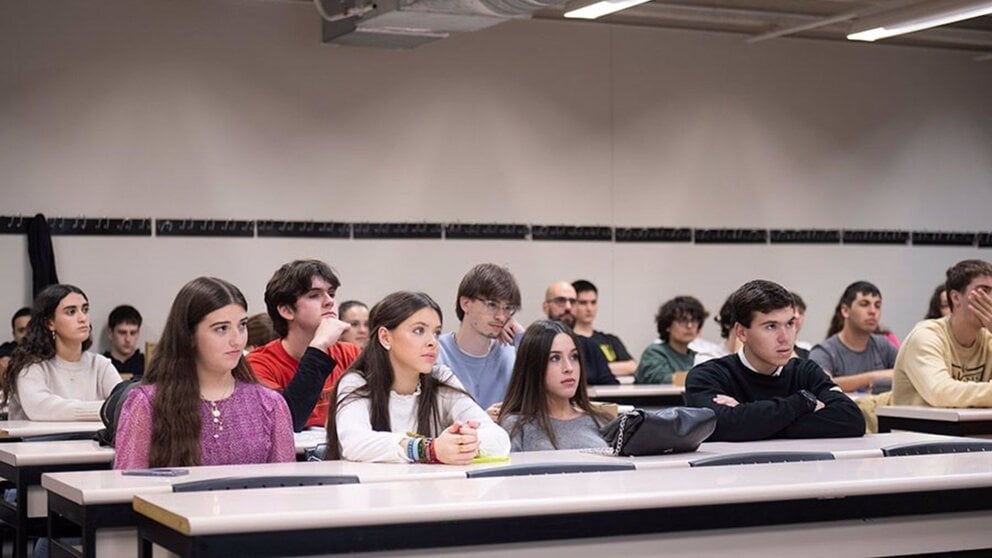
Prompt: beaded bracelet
<box><xmin>406</xmin><ymin>432</ymin><xmax>435</xmax><ymax>464</ymax></box>
<box><xmin>418</xmin><ymin>438</ymin><xmax>430</xmax><ymax>463</ymax></box>
<box><xmin>428</xmin><ymin>439</ymin><xmax>439</xmax><ymax>464</ymax></box>
<box><xmin>405</xmin><ymin>437</ymin><xmax>417</xmax><ymax>463</ymax></box>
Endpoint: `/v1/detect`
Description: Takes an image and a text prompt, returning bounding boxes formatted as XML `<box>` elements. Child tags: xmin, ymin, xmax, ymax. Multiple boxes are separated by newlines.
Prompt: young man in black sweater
<box><xmin>685</xmin><ymin>280</ymin><xmax>865</xmax><ymax>441</ymax></box>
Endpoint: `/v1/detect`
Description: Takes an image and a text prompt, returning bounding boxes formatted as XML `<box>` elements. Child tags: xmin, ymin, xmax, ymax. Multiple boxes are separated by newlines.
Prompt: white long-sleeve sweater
<box><xmin>335</xmin><ymin>364</ymin><xmax>510</xmax><ymax>463</ymax></box>
<box><xmin>9</xmin><ymin>352</ymin><xmax>123</xmax><ymax>421</ymax></box>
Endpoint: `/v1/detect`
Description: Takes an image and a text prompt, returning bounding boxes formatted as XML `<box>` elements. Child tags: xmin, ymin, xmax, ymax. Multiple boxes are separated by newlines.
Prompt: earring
<box><xmin>383</xmin><ymin>345</ymin><xmax>391</xmax><ymax>351</ymax></box>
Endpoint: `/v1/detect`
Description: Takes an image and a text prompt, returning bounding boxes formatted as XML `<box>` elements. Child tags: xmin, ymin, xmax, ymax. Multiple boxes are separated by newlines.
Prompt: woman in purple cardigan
<box><xmin>114</xmin><ymin>277</ymin><xmax>294</xmax><ymax>469</ymax></box>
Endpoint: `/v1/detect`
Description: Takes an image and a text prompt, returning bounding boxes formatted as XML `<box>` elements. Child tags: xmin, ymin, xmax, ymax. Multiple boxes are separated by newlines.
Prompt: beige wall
<box><xmin>1</xmin><ymin>0</ymin><xmax>990</xmax><ymax>356</ymax></box>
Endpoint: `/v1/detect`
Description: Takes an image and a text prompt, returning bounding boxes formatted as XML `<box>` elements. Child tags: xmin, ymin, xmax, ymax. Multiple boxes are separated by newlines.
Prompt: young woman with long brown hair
<box><xmin>113</xmin><ymin>277</ymin><xmax>295</xmax><ymax>468</ymax></box>
<box><xmin>1</xmin><ymin>284</ymin><xmax>121</xmax><ymax>420</ymax></box>
<box><xmin>326</xmin><ymin>291</ymin><xmax>509</xmax><ymax>463</ymax></box>
<box><xmin>497</xmin><ymin>320</ymin><xmax>612</xmax><ymax>451</ymax></box>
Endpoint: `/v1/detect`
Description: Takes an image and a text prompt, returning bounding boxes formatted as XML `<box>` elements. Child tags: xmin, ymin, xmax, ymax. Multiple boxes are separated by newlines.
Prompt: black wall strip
<box><xmin>0</xmin><ymin>216</ymin><xmax>29</xmax><ymax>234</ymax></box>
<box><xmin>842</xmin><ymin>230</ymin><xmax>910</xmax><ymax>245</ymax></box>
<box><xmin>1</xmin><ymin>216</ymin><xmax>153</xmax><ymax>236</ymax></box>
<box><xmin>694</xmin><ymin>229</ymin><xmax>768</xmax><ymax>244</ymax></box>
<box><xmin>257</xmin><ymin>220</ymin><xmax>351</xmax><ymax>239</ymax></box>
<box><xmin>532</xmin><ymin>226</ymin><xmax>613</xmax><ymax>242</ymax></box>
<box><xmin>911</xmin><ymin>232</ymin><xmax>977</xmax><ymax>247</ymax></box>
<box><xmin>769</xmin><ymin>230</ymin><xmax>841</xmax><ymax>244</ymax></box>
<box><xmin>445</xmin><ymin>223</ymin><xmax>530</xmax><ymax>240</ymax></box>
<box><xmin>2</xmin><ymin>214</ymin><xmax>989</xmax><ymax>248</ymax></box>
<box><xmin>615</xmin><ymin>227</ymin><xmax>692</xmax><ymax>243</ymax></box>
<box><xmin>46</xmin><ymin>217</ymin><xmax>152</xmax><ymax>236</ymax></box>
<box><xmin>155</xmin><ymin>219</ymin><xmax>255</xmax><ymax>237</ymax></box>
<box><xmin>353</xmin><ymin>223</ymin><xmax>443</xmax><ymax>239</ymax></box>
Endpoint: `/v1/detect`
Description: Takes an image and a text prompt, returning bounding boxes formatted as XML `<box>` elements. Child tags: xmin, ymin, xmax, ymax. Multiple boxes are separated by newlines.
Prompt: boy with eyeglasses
<box><xmin>635</xmin><ymin>296</ymin><xmax>707</xmax><ymax>384</ymax></box>
<box><xmin>437</xmin><ymin>263</ymin><xmax>523</xmax><ymax>409</ymax></box>
<box><xmin>542</xmin><ymin>281</ymin><xmax>619</xmax><ymax>385</ymax></box>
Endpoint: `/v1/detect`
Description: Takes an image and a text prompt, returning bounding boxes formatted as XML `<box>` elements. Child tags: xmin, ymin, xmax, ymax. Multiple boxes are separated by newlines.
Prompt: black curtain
<box><xmin>27</xmin><ymin>213</ymin><xmax>59</xmax><ymax>298</ymax></box>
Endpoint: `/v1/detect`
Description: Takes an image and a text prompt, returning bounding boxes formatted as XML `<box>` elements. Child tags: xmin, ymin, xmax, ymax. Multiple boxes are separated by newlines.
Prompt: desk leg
<box><xmin>15</xmin><ymin>483</ymin><xmax>28</xmax><ymax>558</ymax></box>
<box><xmin>138</xmin><ymin>534</ymin><xmax>151</xmax><ymax>558</ymax></box>
<box><xmin>82</xmin><ymin>529</ymin><xmax>94</xmax><ymax>558</ymax></box>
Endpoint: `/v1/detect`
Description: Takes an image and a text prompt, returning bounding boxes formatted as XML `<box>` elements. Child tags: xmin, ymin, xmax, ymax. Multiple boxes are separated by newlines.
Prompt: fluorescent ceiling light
<box><xmin>564</xmin><ymin>0</ymin><xmax>653</xmax><ymax>20</ymax></box>
<box><xmin>847</xmin><ymin>0</ymin><xmax>992</xmax><ymax>42</ymax></box>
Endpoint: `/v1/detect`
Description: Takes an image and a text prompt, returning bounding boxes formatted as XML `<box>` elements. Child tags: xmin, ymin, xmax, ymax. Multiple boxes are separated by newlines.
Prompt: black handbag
<box><xmin>600</xmin><ymin>407</ymin><xmax>717</xmax><ymax>456</ymax></box>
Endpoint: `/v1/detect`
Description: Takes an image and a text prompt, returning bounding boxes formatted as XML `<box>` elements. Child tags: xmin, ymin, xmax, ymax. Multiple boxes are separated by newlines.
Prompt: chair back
<box><xmin>21</xmin><ymin>431</ymin><xmax>97</xmax><ymax>443</ymax></box>
<box><xmin>172</xmin><ymin>475</ymin><xmax>359</xmax><ymax>493</ymax></box>
<box><xmin>466</xmin><ymin>462</ymin><xmax>634</xmax><ymax>479</ymax></box>
<box><xmin>882</xmin><ymin>441</ymin><xmax>992</xmax><ymax>457</ymax></box>
<box><xmin>690</xmin><ymin>451</ymin><xmax>834</xmax><ymax>468</ymax></box>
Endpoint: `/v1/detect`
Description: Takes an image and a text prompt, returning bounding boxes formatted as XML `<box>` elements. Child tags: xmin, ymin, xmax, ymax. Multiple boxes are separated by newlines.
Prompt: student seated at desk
<box><xmin>327</xmin><ymin>291</ymin><xmax>510</xmax><ymax>464</ymax></box>
<box><xmin>114</xmin><ymin>277</ymin><xmax>295</xmax><ymax>468</ymax></box>
<box><xmin>635</xmin><ymin>296</ymin><xmax>707</xmax><ymax>384</ymax></box>
<box><xmin>338</xmin><ymin>300</ymin><xmax>370</xmax><ymax>349</ymax></box>
<box><xmin>810</xmin><ymin>281</ymin><xmax>897</xmax><ymax>394</ymax></box>
<box><xmin>685</xmin><ymin>280</ymin><xmax>865</xmax><ymax>442</ymax></box>
<box><xmin>248</xmin><ymin>259</ymin><xmax>360</xmax><ymax>432</ymax></box>
<box><xmin>497</xmin><ymin>320</ymin><xmax>611</xmax><ymax>451</ymax></box>
<box><xmin>893</xmin><ymin>259</ymin><xmax>992</xmax><ymax>407</ymax></box>
<box><xmin>925</xmin><ymin>284</ymin><xmax>950</xmax><ymax>320</ymax></box>
<box><xmin>103</xmin><ymin>304</ymin><xmax>146</xmax><ymax>379</ymax></box>
<box><xmin>1</xmin><ymin>285</ymin><xmax>121</xmax><ymax>421</ymax></box>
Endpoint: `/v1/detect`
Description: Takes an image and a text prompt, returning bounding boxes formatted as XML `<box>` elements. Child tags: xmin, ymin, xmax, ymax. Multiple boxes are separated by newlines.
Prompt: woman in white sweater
<box><xmin>326</xmin><ymin>291</ymin><xmax>509</xmax><ymax>463</ymax></box>
<box><xmin>1</xmin><ymin>284</ymin><xmax>122</xmax><ymax>421</ymax></box>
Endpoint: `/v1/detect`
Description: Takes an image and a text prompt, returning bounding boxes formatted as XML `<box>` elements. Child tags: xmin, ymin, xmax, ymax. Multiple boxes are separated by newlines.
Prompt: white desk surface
<box><xmin>133</xmin><ymin>451</ymin><xmax>992</xmax><ymax>536</ymax></box>
<box><xmin>0</xmin><ymin>440</ymin><xmax>114</xmax><ymax>467</ymax></box>
<box><xmin>0</xmin><ymin>420</ymin><xmax>104</xmax><ymax>438</ymax></box>
<box><xmin>877</xmin><ymin>405</ymin><xmax>992</xmax><ymax>422</ymax></box>
<box><xmin>41</xmin><ymin>449</ymin><xmax>622</xmax><ymax>506</ymax></box>
<box><xmin>43</xmin><ymin>432</ymin><xmax>953</xmax><ymax>506</ymax></box>
<box><xmin>588</xmin><ymin>384</ymin><xmax>684</xmax><ymax>396</ymax></box>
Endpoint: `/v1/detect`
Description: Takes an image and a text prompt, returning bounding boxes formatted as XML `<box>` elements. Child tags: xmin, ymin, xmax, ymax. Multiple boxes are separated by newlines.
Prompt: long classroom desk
<box><xmin>587</xmin><ymin>384</ymin><xmax>684</xmax><ymax>407</ymax></box>
<box><xmin>42</xmin><ymin>431</ymin><xmax>952</xmax><ymax>558</ymax></box>
<box><xmin>0</xmin><ymin>441</ymin><xmax>114</xmax><ymax>558</ymax></box>
<box><xmin>0</xmin><ymin>421</ymin><xmax>104</xmax><ymax>442</ymax></box>
<box><xmin>878</xmin><ymin>405</ymin><xmax>992</xmax><ymax>436</ymax></box>
<box><xmin>132</xmin><ymin>451</ymin><xmax>992</xmax><ymax>558</ymax></box>
<box><xmin>0</xmin><ymin>430</ymin><xmax>326</xmax><ymax>558</ymax></box>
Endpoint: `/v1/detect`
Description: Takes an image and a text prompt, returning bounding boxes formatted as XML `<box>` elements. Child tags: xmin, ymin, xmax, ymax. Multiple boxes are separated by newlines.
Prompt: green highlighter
<box><xmin>471</xmin><ymin>455</ymin><xmax>511</xmax><ymax>464</ymax></box>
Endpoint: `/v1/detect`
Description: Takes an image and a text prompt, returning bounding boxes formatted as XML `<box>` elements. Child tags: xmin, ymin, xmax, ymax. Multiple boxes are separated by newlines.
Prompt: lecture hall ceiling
<box><xmin>534</xmin><ymin>0</ymin><xmax>992</xmax><ymax>53</ymax></box>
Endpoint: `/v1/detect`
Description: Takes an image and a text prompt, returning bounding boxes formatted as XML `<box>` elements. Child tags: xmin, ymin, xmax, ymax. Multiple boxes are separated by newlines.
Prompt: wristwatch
<box><xmin>798</xmin><ymin>389</ymin><xmax>818</xmax><ymax>412</ymax></box>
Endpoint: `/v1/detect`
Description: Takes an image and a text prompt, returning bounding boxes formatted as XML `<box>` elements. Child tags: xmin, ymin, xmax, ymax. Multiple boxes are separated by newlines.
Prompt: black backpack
<box><xmin>95</xmin><ymin>379</ymin><xmax>141</xmax><ymax>447</ymax></box>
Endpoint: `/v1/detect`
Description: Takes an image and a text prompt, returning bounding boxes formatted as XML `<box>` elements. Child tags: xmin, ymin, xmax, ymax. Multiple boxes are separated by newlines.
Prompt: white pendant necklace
<box><xmin>202</xmin><ymin>381</ymin><xmax>235</xmax><ymax>440</ymax></box>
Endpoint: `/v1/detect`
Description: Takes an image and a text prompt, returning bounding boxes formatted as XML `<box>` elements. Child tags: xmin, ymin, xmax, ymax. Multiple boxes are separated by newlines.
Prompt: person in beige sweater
<box><xmin>893</xmin><ymin>259</ymin><xmax>992</xmax><ymax>407</ymax></box>
<box><xmin>1</xmin><ymin>284</ymin><xmax>121</xmax><ymax>421</ymax></box>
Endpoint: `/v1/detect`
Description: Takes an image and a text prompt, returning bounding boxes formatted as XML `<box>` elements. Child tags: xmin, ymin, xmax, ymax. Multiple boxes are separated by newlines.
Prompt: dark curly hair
<box><xmin>655</xmin><ymin>296</ymin><xmax>708</xmax><ymax>342</ymax></box>
<box><xmin>1</xmin><ymin>285</ymin><xmax>92</xmax><ymax>404</ymax></box>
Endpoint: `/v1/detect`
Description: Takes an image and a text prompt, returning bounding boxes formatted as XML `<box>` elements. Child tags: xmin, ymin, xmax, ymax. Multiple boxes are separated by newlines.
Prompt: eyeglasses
<box><xmin>673</xmin><ymin>318</ymin><xmax>701</xmax><ymax>328</ymax></box>
<box><xmin>546</xmin><ymin>297</ymin><xmax>577</xmax><ymax>307</ymax></box>
<box><xmin>475</xmin><ymin>298</ymin><xmax>518</xmax><ymax>317</ymax></box>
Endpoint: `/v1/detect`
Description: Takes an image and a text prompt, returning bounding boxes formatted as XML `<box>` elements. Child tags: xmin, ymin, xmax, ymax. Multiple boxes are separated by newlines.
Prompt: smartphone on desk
<box><xmin>121</xmin><ymin>468</ymin><xmax>190</xmax><ymax>477</ymax></box>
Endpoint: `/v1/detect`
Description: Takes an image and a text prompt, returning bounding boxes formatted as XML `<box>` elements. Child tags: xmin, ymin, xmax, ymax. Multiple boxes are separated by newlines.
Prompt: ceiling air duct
<box><xmin>315</xmin><ymin>0</ymin><xmax>569</xmax><ymax>48</ymax></box>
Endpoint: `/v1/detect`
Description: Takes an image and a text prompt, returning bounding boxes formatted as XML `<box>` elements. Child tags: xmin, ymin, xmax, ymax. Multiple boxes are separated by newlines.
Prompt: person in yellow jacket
<box><xmin>893</xmin><ymin>259</ymin><xmax>992</xmax><ymax>407</ymax></box>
